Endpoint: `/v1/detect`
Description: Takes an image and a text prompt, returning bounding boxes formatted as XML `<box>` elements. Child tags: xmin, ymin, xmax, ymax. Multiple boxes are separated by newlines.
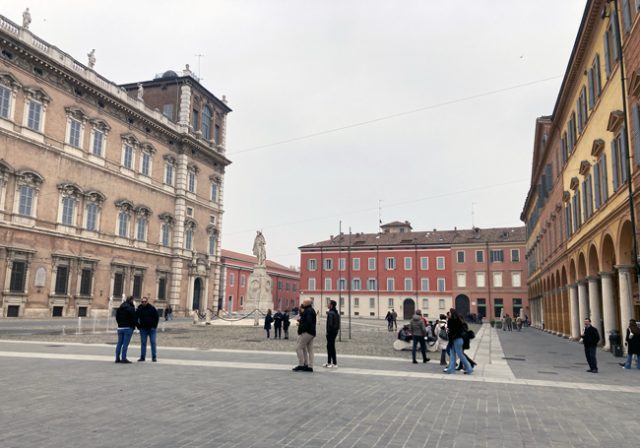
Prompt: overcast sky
<box><xmin>6</xmin><ymin>0</ymin><xmax>586</xmax><ymax>267</ymax></box>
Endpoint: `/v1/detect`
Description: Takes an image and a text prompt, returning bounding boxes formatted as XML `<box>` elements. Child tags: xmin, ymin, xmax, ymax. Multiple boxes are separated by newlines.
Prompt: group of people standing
<box><xmin>262</xmin><ymin>309</ymin><xmax>291</xmax><ymax>339</ymax></box>
<box><xmin>501</xmin><ymin>314</ymin><xmax>526</xmax><ymax>332</ymax></box>
<box><xmin>385</xmin><ymin>309</ymin><xmax>398</xmax><ymax>331</ymax></box>
<box><xmin>114</xmin><ymin>295</ymin><xmax>159</xmax><ymax>363</ymax></box>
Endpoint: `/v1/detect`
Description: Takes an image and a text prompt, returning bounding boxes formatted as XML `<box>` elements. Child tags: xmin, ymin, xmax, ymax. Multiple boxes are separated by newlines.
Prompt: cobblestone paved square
<box><xmin>1</xmin><ymin>321</ymin><xmax>638</xmax><ymax>448</ymax></box>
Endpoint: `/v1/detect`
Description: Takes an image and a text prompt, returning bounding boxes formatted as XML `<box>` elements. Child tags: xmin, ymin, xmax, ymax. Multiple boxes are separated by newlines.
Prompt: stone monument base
<box><xmin>242</xmin><ymin>265</ymin><xmax>273</xmax><ymax>314</ymax></box>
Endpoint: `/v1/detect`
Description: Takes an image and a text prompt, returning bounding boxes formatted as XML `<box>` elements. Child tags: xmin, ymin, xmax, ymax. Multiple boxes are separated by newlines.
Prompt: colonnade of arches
<box><xmin>528</xmin><ymin>220</ymin><xmax>638</xmax><ymax>351</ymax></box>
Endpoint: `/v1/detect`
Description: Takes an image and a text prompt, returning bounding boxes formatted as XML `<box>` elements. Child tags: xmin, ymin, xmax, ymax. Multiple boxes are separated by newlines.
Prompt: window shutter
<box><xmin>594</xmin><ymin>162</ymin><xmax>601</xmax><ymax>209</ymax></box>
<box><xmin>621</xmin><ymin>128</ymin><xmax>629</xmax><ymax>183</ymax></box>
<box><xmin>624</xmin><ymin>0</ymin><xmax>632</xmax><ymax>32</ymax></box>
<box><xmin>602</xmin><ymin>153</ymin><xmax>609</xmax><ymax>201</ymax></box>
<box><xmin>595</xmin><ymin>55</ymin><xmax>602</xmax><ymax>95</ymax></box>
<box><xmin>604</xmin><ymin>32</ymin><xmax>611</xmax><ymax>78</ymax></box>
<box><xmin>587</xmin><ymin>69</ymin><xmax>595</xmax><ymax>109</ymax></box>
<box><xmin>612</xmin><ymin>139</ymin><xmax>619</xmax><ymax>191</ymax></box>
<box><xmin>612</xmin><ymin>19</ymin><xmax>620</xmax><ymax>61</ymax></box>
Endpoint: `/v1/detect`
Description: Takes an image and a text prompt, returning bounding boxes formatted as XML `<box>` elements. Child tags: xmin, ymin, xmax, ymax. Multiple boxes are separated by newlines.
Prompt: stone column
<box><xmin>600</xmin><ymin>272</ymin><xmax>616</xmax><ymax>351</ymax></box>
<box><xmin>577</xmin><ymin>280</ymin><xmax>589</xmax><ymax>325</ymax></box>
<box><xmin>587</xmin><ymin>276</ymin><xmax>603</xmax><ymax>342</ymax></box>
<box><xmin>617</xmin><ymin>265</ymin><xmax>634</xmax><ymax>353</ymax></box>
<box><xmin>569</xmin><ymin>284</ymin><xmax>580</xmax><ymax>340</ymax></box>
<box><xmin>539</xmin><ymin>296</ymin><xmax>544</xmax><ymax>329</ymax></box>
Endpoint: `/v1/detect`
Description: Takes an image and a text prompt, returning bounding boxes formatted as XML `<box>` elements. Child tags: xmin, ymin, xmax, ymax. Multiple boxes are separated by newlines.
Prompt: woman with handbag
<box><xmin>435</xmin><ymin>315</ymin><xmax>449</xmax><ymax>366</ymax></box>
<box><xmin>444</xmin><ymin>308</ymin><xmax>473</xmax><ymax>375</ymax></box>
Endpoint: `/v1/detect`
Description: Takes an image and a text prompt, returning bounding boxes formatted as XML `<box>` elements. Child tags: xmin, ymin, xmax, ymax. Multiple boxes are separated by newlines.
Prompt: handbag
<box><xmin>467</xmin><ymin>330</ymin><xmax>475</xmax><ymax>340</ymax></box>
<box><xmin>438</xmin><ymin>327</ymin><xmax>448</xmax><ymax>340</ymax></box>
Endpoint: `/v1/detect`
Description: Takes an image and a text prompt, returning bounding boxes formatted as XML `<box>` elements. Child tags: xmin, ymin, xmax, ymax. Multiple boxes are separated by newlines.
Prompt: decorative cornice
<box><xmin>591</xmin><ymin>138</ymin><xmax>605</xmax><ymax>157</ymax></box>
<box><xmin>607</xmin><ymin>110</ymin><xmax>624</xmax><ymax>132</ymax></box>
<box><xmin>579</xmin><ymin>160</ymin><xmax>591</xmax><ymax>175</ymax></box>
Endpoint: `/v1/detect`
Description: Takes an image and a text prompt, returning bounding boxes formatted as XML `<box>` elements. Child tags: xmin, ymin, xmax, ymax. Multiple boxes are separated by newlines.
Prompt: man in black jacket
<box><xmin>115</xmin><ymin>296</ymin><xmax>137</xmax><ymax>364</ymax></box>
<box><xmin>323</xmin><ymin>300</ymin><xmax>340</xmax><ymax>368</ymax></box>
<box><xmin>136</xmin><ymin>296</ymin><xmax>159</xmax><ymax>362</ymax></box>
<box><xmin>581</xmin><ymin>317</ymin><xmax>600</xmax><ymax>373</ymax></box>
<box><xmin>293</xmin><ymin>298</ymin><xmax>316</xmax><ymax>372</ymax></box>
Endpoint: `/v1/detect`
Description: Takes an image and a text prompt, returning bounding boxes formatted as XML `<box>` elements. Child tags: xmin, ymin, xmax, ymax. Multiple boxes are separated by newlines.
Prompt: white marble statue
<box><xmin>22</xmin><ymin>8</ymin><xmax>31</xmax><ymax>29</ymax></box>
<box><xmin>87</xmin><ymin>49</ymin><xmax>96</xmax><ymax>69</ymax></box>
<box><xmin>253</xmin><ymin>231</ymin><xmax>266</xmax><ymax>267</ymax></box>
<box><xmin>137</xmin><ymin>83</ymin><xmax>144</xmax><ymax>101</ymax></box>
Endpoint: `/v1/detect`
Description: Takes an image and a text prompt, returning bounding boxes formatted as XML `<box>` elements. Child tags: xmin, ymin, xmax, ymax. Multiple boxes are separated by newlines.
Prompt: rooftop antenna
<box><xmin>471</xmin><ymin>201</ymin><xmax>477</xmax><ymax>228</ymax></box>
<box><xmin>378</xmin><ymin>199</ymin><xmax>382</xmax><ymax>229</ymax></box>
<box><xmin>194</xmin><ymin>53</ymin><xmax>205</xmax><ymax>80</ymax></box>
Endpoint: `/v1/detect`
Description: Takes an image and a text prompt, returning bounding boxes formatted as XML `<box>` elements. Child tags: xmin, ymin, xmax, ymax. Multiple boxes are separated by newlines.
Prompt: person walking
<box><xmin>385</xmin><ymin>311</ymin><xmax>393</xmax><ymax>331</ymax></box>
<box><xmin>581</xmin><ymin>317</ymin><xmax>600</xmax><ymax>373</ymax></box>
<box><xmin>136</xmin><ymin>296</ymin><xmax>159</xmax><ymax>362</ymax></box>
<box><xmin>115</xmin><ymin>296</ymin><xmax>137</xmax><ymax>364</ymax></box>
<box><xmin>444</xmin><ymin>308</ymin><xmax>473</xmax><ymax>375</ymax></box>
<box><xmin>264</xmin><ymin>309</ymin><xmax>274</xmax><ymax>339</ymax></box>
<box><xmin>323</xmin><ymin>300</ymin><xmax>340</xmax><ymax>368</ymax></box>
<box><xmin>435</xmin><ymin>314</ymin><xmax>449</xmax><ymax>366</ymax></box>
<box><xmin>516</xmin><ymin>315</ymin><xmax>523</xmax><ymax>332</ymax></box>
<box><xmin>505</xmin><ymin>314</ymin><xmax>513</xmax><ymax>331</ymax></box>
<box><xmin>273</xmin><ymin>310</ymin><xmax>284</xmax><ymax>339</ymax></box>
<box><xmin>621</xmin><ymin>319</ymin><xmax>640</xmax><ymax>369</ymax></box>
<box><xmin>283</xmin><ymin>310</ymin><xmax>291</xmax><ymax>339</ymax></box>
<box><xmin>391</xmin><ymin>309</ymin><xmax>398</xmax><ymax>330</ymax></box>
<box><xmin>164</xmin><ymin>304</ymin><xmax>173</xmax><ymax>321</ymax></box>
<box><xmin>408</xmin><ymin>310</ymin><xmax>430</xmax><ymax>364</ymax></box>
<box><xmin>293</xmin><ymin>299</ymin><xmax>316</xmax><ymax>372</ymax></box>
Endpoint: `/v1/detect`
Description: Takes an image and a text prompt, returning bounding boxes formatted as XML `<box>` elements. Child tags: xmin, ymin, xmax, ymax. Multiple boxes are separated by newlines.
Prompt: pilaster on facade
<box><xmin>178</xmin><ymin>84</ymin><xmax>192</xmax><ymax>129</ymax></box>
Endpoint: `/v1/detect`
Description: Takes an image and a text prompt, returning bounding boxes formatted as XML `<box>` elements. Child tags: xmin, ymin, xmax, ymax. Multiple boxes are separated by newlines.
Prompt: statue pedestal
<box><xmin>242</xmin><ymin>265</ymin><xmax>272</xmax><ymax>318</ymax></box>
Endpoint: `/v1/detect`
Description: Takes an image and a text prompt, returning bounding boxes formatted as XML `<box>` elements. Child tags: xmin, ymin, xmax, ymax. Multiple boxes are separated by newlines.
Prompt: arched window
<box><xmin>202</xmin><ymin>106</ymin><xmax>212</xmax><ymax>140</ymax></box>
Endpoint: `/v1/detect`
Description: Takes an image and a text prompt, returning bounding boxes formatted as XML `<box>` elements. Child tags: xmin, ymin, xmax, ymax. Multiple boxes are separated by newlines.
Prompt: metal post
<box><xmin>338</xmin><ymin>220</ymin><xmax>342</xmax><ymax>342</ymax></box>
<box><xmin>611</xmin><ymin>0</ymin><xmax>640</xmax><ymax>284</ymax></box>
<box><xmin>348</xmin><ymin>227</ymin><xmax>352</xmax><ymax>340</ymax></box>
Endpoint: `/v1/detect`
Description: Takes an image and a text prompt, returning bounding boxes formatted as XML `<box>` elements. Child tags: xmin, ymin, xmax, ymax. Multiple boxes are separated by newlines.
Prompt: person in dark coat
<box><xmin>293</xmin><ymin>299</ymin><xmax>316</xmax><ymax>372</ymax></box>
<box><xmin>444</xmin><ymin>308</ymin><xmax>473</xmax><ymax>374</ymax></box>
<box><xmin>385</xmin><ymin>311</ymin><xmax>393</xmax><ymax>331</ymax></box>
<box><xmin>136</xmin><ymin>296</ymin><xmax>159</xmax><ymax>362</ymax></box>
<box><xmin>283</xmin><ymin>310</ymin><xmax>291</xmax><ymax>339</ymax></box>
<box><xmin>164</xmin><ymin>304</ymin><xmax>173</xmax><ymax>321</ymax></box>
<box><xmin>323</xmin><ymin>300</ymin><xmax>340</xmax><ymax>368</ymax></box>
<box><xmin>408</xmin><ymin>310</ymin><xmax>430</xmax><ymax>364</ymax></box>
<box><xmin>115</xmin><ymin>296</ymin><xmax>137</xmax><ymax>363</ymax></box>
<box><xmin>622</xmin><ymin>319</ymin><xmax>640</xmax><ymax>369</ymax></box>
<box><xmin>264</xmin><ymin>309</ymin><xmax>274</xmax><ymax>339</ymax></box>
<box><xmin>581</xmin><ymin>317</ymin><xmax>600</xmax><ymax>373</ymax></box>
<box><xmin>273</xmin><ymin>310</ymin><xmax>284</xmax><ymax>339</ymax></box>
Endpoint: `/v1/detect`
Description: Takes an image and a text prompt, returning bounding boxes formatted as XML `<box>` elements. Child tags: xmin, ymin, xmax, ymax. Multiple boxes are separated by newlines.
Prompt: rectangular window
<box><xmin>141</xmin><ymin>153</ymin><xmax>151</xmax><ymax>176</ymax></box>
<box><xmin>324</xmin><ymin>278</ymin><xmax>332</xmax><ymax>290</ymax></box>
<box><xmin>353</xmin><ymin>258</ymin><xmax>360</xmax><ymax>271</ymax></box>
<box><xmin>210</xmin><ymin>183</ymin><xmax>218</xmax><ymax>201</ymax></box>
<box><xmin>583</xmin><ymin>175</ymin><xmax>594</xmax><ymax>220</ymax></box>
<box><xmin>493</xmin><ymin>272</ymin><xmax>503</xmax><ymax>288</ymax></box>
<box><xmin>157</xmin><ymin>277</ymin><xmax>167</xmax><ymax>300</ymax></box>
<box><xmin>192</xmin><ymin>109</ymin><xmax>199</xmax><ymax>131</ymax></box>
<box><xmin>437</xmin><ymin>278</ymin><xmax>445</xmax><ymax>292</ymax></box>
<box><xmin>9</xmin><ymin>260</ymin><xmax>26</xmax><ymax>292</ymax></box>
<box><xmin>324</xmin><ymin>259</ymin><xmax>333</xmax><ymax>271</ymax></box>
<box><xmin>162</xmin><ymin>104</ymin><xmax>174</xmax><ymax>120</ymax></box>
<box><xmin>229</xmin><ymin>273</ymin><xmax>235</xmax><ymax>286</ymax></box>
<box><xmin>369</xmin><ymin>297</ymin><xmax>375</xmax><ymax>308</ymax></box>
<box><xmin>132</xmin><ymin>274</ymin><xmax>143</xmax><ymax>299</ymax></box>
<box><xmin>118</xmin><ymin>213</ymin><xmax>129</xmax><ymax>237</ymax></box>
<box><xmin>494</xmin><ymin>298</ymin><xmax>504</xmax><ymax>318</ymax></box>
<box><xmin>307</xmin><ymin>259</ymin><xmax>317</xmax><ymax>271</ymax></box>
<box><xmin>404</xmin><ymin>278</ymin><xmax>412</xmax><ymax>291</ymax></box>
<box><xmin>308</xmin><ymin>278</ymin><xmax>316</xmax><ymax>290</ymax></box>
<box><xmin>354</xmin><ymin>298</ymin><xmax>360</xmax><ymax>308</ymax></box>
<box><xmin>420</xmin><ymin>278</ymin><xmax>429</xmax><ymax>291</ymax></box>
<box><xmin>456</xmin><ymin>272</ymin><xmax>466</xmax><ymax>288</ymax></box>
<box><xmin>612</xmin><ymin>131</ymin><xmax>629</xmax><ymax>191</ymax></box>
<box><xmin>61</xmin><ymin>197</ymin><xmax>74</xmax><ymax>226</ymax></box>
<box><xmin>240</xmin><ymin>275</ymin><xmax>246</xmax><ymax>287</ymax></box>
<box><xmin>420</xmin><ymin>257</ymin><xmax>429</xmax><ymax>270</ymax></box>
<box><xmin>604</xmin><ymin>23</ymin><xmax>619</xmax><ymax>79</ymax></box>
<box><xmin>80</xmin><ymin>268</ymin><xmax>92</xmax><ymax>296</ymax></box>
<box><xmin>512</xmin><ymin>272</ymin><xmax>522</xmax><ymax>288</ymax></box>
<box><xmin>165</xmin><ymin>163</ymin><xmax>173</xmax><ymax>185</ymax></box>
<box><xmin>404</xmin><ymin>257</ymin><xmax>412</xmax><ymax>270</ymax></box>
<box><xmin>368</xmin><ymin>257</ymin><xmax>376</xmax><ymax>270</ymax></box>
<box><xmin>490</xmin><ymin>250</ymin><xmax>504</xmax><ymax>262</ymax></box>
<box><xmin>123</xmin><ymin>145</ymin><xmax>133</xmax><ymax>169</ymax></box>
<box><xmin>388</xmin><ymin>298</ymin><xmax>394</xmax><ymax>307</ymax></box>
<box><xmin>54</xmin><ymin>265</ymin><xmax>69</xmax><ymax>295</ymax></box>
<box><xmin>439</xmin><ymin>299</ymin><xmax>445</xmax><ymax>310</ymax></box>
<box><xmin>27</xmin><ymin>101</ymin><xmax>42</xmax><ymax>131</ymax></box>
<box><xmin>18</xmin><ymin>185</ymin><xmax>34</xmax><ymax>216</ymax></box>
<box><xmin>69</xmin><ymin>119</ymin><xmax>81</xmax><ymax>147</ymax></box>
<box><xmin>136</xmin><ymin>218</ymin><xmax>146</xmax><ymax>241</ymax></box>
<box><xmin>208</xmin><ymin>235</ymin><xmax>216</xmax><ymax>256</ymax></box>
<box><xmin>367</xmin><ymin>278</ymin><xmax>376</xmax><ymax>290</ymax></box>
<box><xmin>188</xmin><ymin>172</ymin><xmax>196</xmax><ymax>193</ymax></box>
<box><xmin>338</xmin><ymin>278</ymin><xmax>346</xmax><ymax>290</ymax></box>
<box><xmin>476</xmin><ymin>272</ymin><xmax>486</xmax><ymax>288</ymax></box>
<box><xmin>456</xmin><ymin>251</ymin><xmax>465</xmax><ymax>263</ymax></box>
<box><xmin>385</xmin><ymin>257</ymin><xmax>396</xmax><ymax>270</ymax></box>
<box><xmin>113</xmin><ymin>272</ymin><xmax>124</xmax><ymax>297</ymax></box>
<box><xmin>511</xmin><ymin>249</ymin><xmax>520</xmax><ymax>262</ymax></box>
<box><xmin>0</xmin><ymin>85</ymin><xmax>10</xmax><ymax>118</ymax></box>
<box><xmin>161</xmin><ymin>223</ymin><xmax>170</xmax><ymax>247</ymax></box>
<box><xmin>436</xmin><ymin>257</ymin><xmax>445</xmax><ymax>270</ymax></box>
<box><xmin>476</xmin><ymin>250</ymin><xmax>484</xmax><ymax>263</ymax></box>
<box><xmin>92</xmin><ymin>130</ymin><xmax>104</xmax><ymax>157</ymax></box>
<box><xmin>353</xmin><ymin>278</ymin><xmax>361</xmax><ymax>290</ymax></box>
<box><xmin>339</xmin><ymin>258</ymin><xmax>346</xmax><ymax>271</ymax></box>
<box><xmin>386</xmin><ymin>278</ymin><xmax>394</xmax><ymax>291</ymax></box>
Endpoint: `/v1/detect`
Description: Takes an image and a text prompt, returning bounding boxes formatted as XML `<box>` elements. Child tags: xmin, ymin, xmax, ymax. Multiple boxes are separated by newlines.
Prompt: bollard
<box><xmin>76</xmin><ymin>317</ymin><xmax>82</xmax><ymax>335</ymax></box>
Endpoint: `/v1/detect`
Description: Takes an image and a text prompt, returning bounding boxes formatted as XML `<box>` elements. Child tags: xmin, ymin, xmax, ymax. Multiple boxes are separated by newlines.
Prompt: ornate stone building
<box><xmin>0</xmin><ymin>14</ymin><xmax>231</xmax><ymax>317</ymax></box>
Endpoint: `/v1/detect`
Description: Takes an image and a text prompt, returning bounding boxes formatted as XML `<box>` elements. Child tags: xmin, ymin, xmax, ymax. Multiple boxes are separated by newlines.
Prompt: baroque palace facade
<box><xmin>522</xmin><ymin>0</ymin><xmax>640</xmax><ymax>350</ymax></box>
<box><xmin>0</xmin><ymin>14</ymin><xmax>231</xmax><ymax>317</ymax></box>
<box><xmin>299</xmin><ymin>221</ymin><xmax>527</xmax><ymax>321</ymax></box>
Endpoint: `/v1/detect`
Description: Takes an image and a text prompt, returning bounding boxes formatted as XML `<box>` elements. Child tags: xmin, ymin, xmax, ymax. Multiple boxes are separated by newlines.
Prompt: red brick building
<box><xmin>218</xmin><ymin>249</ymin><xmax>300</xmax><ymax>312</ymax></box>
<box><xmin>299</xmin><ymin>221</ymin><xmax>528</xmax><ymax>321</ymax></box>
